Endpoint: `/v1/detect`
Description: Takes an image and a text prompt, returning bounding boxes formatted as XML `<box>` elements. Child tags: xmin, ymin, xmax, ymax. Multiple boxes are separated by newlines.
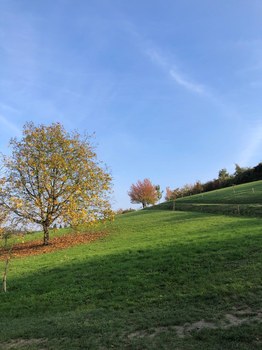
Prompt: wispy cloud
<box><xmin>143</xmin><ymin>42</ymin><xmax>262</xmax><ymax>167</ymax></box>
<box><xmin>169</xmin><ymin>69</ymin><xmax>205</xmax><ymax>95</ymax></box>
<box><xmin>0</xmin><ymin>115</ymin><xmax>21</xmax><ymax>135</ymax></box>
<box><xmin>146</xmin><ymin>48</ymin><xmax>167</xmax><ymax>68</ymax></box>
<box><xmin>125</xmin><ymin>24</ymin><xmax>244</xmax><ymax>125</ymax></box>
<box><xmin>146</xmin><ymin>47</ymin><xmax>244</xmax><ymax>121</ymax></box>
<box><xmin>145</xmin><ymin>47</ymin><xmax>207</xmax><ymax>95</ymax></box>
<box><xmin>239</xmin><ymin>123</ymin><xmax>262</xmax><ymax>165</ymax></box>
<box><xmin>0</xmin><ymin>102</ymin><xmax>19</xmax><ymax>113</ymax></box>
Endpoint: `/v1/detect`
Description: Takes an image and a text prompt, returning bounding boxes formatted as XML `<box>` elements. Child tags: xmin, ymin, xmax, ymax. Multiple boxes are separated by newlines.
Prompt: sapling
<box><xmin>1</xmin><ymin>227</ymin><xmax>25</xmax><ymax>293</ymax></box>
<box><xmin>1</xmin><ymin>231</ymin><xmax>12</xmax><ymax>293</ymax></box>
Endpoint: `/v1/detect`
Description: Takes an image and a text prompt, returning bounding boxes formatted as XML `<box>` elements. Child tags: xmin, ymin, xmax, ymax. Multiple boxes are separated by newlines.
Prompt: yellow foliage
<box><xmin>0</xmin><ymin>122</ymin><xmax>114</xmax><ymax>244</ymax></box>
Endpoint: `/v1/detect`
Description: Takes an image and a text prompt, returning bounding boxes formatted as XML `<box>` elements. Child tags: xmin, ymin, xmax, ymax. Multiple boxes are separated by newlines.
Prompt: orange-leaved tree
<box><xmin>0</xmin><ymin>122</ymin><xmax>113</xmax><ymax>245</ymax></box>
<box><xmin>128</xmin><ymin>178</ymin><xmax>159</xmax><ymax>208</ymax></box>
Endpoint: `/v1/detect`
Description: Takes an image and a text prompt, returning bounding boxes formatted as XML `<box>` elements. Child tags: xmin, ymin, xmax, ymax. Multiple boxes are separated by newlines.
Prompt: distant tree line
<box><xmin>165</xmin><ymin>162</ymin><xmax>262</xmax><ymax>201</ymax></box>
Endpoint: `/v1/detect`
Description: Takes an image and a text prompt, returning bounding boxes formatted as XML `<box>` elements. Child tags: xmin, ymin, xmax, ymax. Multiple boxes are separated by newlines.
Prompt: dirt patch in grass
<box><xmin>0</xmin><ymin>338</ymin><xmax>47</xmax><ymax>349</ymax></box>
<box><xmin>128</xmin><ymin>307</ymin><xmax>262</xmax><ymax>339</ymax></box>
<box><xmin>0</xmin><ymin>231</ymin><xmax>106</xmax><ymax>260</ymax></box>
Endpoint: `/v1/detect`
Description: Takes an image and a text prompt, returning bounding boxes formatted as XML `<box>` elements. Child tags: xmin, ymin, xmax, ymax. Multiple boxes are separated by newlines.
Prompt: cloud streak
<box><xmin>144</xmin><ymin>41</ymin><xmax>262</xmax><ymax>166</ymax></box>
<box><xmin>0</xmin><ymin>115</ymin><xmax>21</xmax><ymax>135</ymax></box>
<box><xmin>146</xmin><ymin>47</ymin><xmax>207</xmax><ymax>95</ymax></box>
<box><xmin>169</xmin><ymin>69</ymin><xmax>205</xmax><ymax>95</ymax></box>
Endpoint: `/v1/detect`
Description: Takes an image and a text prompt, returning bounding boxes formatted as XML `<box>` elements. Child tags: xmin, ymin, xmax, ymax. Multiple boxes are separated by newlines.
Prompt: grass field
<box><xmin>156</xmin><ymin>180</ymin><xmax>262</xmax><ymax>217</ymax></box>
<box><xmin>0</xmin><ymin>209</ymin><xmax>262</xmax><ymax>349</ymax></box>
<box><xmin>177</xmin><ymin>180</ymin><xmax>262</xmax><ymax>204</ymax></box>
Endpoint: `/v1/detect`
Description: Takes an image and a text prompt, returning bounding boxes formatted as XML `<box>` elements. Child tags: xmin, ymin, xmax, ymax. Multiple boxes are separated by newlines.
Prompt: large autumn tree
<box><xmin>0</xmin><ymin>122</ymin><xmax>113</xmax><ymax>245</ymax></box>
<box><xmin>128</xmin><ymin>178</ymin><xmax>159</xmax><ymax>208</ymax></box>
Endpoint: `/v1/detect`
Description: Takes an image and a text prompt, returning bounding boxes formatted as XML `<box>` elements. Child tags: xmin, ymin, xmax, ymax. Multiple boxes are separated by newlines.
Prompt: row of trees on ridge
<box><xmin>127</xmin><ymin>162</ymin><xmax>262</xmax><ymax>209</ymax></box>
<box><xmin>165</xmin><ymin>163</ymin><xmax>262</xmax><ymax>200</ymax></box>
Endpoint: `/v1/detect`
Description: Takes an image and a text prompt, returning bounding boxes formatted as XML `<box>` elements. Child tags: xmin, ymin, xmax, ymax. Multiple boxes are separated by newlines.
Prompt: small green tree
<box><xmin>218</xmin><ymin>168</ymin><xmax>230</xmax><ymax>183</ymax></box>
<box><xmin>234</xmin><ymin>164</ymin><xmax>248</xmax><ymax>177</ymax></box>
<box><xmin>155</xmin><ymin>185</ymin><xmax>163</xmax><ymax>202</ymax></box>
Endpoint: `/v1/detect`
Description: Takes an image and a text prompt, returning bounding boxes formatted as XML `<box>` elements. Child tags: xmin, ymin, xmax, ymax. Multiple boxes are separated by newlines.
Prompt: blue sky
<box><xmin>1</xmin><ymin>0</ymin><xmax>262</xmax><ymax>209</ymax></box>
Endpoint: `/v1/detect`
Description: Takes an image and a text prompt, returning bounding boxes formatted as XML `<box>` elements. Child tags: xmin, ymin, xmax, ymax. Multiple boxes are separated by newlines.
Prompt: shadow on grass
<box><xmin>1</xmin><ymin>222</ymin><xmax>261</xmax><ymax>317</ymax></box>
<box><xmin>0</xmin><ymin>217</ymin><xmax>261</xmax><ymax>349</ymax></box>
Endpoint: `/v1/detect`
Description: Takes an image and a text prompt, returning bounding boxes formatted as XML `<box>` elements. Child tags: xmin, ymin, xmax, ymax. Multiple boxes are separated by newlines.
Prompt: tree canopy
<box><xmin>128</xmin><ymin>178</ymin><xmax>159</xmax><ymax>208</ymax></box>
<box><xmin>0</xmin><ymin>122</ymin><xmax>113</xmax><ymax>245</ymax></box>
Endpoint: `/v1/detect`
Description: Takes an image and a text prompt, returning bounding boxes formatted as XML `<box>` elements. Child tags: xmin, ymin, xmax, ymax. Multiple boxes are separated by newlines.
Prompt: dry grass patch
<box><xmin>0</xmin><ymin>338</ymin><xmax>48</xmax><ymax>349</ymax></box>
<box><xmin>128</xmin><ymin>307</ymin><xmax>262</xmax><ymax>339</ymax></box>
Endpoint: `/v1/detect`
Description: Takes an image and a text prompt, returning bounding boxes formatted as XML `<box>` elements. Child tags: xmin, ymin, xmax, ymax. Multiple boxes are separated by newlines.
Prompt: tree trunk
<box><xmin>43</xmin><ymin>225</ymin><xmax>49</xmax><ymax>246</ymax></box>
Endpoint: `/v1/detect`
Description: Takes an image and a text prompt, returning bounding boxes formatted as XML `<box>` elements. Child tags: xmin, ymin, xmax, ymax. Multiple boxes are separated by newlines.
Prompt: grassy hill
<box><xmin>177</xmin><ymin>180</ymin><xmax>262</xmax><ymax>204</ymax></box>
<box><xmin>0</xmin><ymin>209</ymin><xmax>262</xmax><ymax>349</ymax></box>
<box><xmin>155</xmin><ymin>180</ymin><xmax>262</xmax><ymax>217</ymax></box>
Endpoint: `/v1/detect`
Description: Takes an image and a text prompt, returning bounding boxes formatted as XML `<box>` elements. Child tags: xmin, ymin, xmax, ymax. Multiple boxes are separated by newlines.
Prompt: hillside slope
<box><xmin>0</xmin><ymin>210</ymin><xmax>261</xmax><ymax>349</ymax></box>
<box><xmin>178</xmin><ymin>180</ymin><xmax>262</xmax><ymax>204</ymax></box>
<box><xmin>155</xmin><ymin>180</ymin><xmax>262</xmax><ymax>217</ymax></box>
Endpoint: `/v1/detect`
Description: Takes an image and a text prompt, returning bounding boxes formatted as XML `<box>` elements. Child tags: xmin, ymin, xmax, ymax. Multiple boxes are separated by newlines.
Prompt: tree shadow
<box><xmin>0</xmin><ymin>218</ymin><xmax>261</xmax><ymax>348</ymax></box>
<box><xmin>1</xmin><ymin>219</ymin><xmax>261</xmax><ymax>317</ymax></box>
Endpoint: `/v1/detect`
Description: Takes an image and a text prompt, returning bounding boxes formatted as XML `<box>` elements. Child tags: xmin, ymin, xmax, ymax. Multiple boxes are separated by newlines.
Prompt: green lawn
<box><xmin>155</xmin><ymin>180</ymin><xmax>262</xmax><ymax>217</ymax></box>
<box><xmin>0</xmin><ymin>209</ymin><xmax>261</xmax><ymax>349</ymax></box>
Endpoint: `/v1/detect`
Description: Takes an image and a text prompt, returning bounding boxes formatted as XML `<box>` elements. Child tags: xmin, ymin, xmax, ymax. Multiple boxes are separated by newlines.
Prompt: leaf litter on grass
<box><xmin>0</xmin><ymin>231</ymin><xmax>107</xmax><ymax>260</ymax></box>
